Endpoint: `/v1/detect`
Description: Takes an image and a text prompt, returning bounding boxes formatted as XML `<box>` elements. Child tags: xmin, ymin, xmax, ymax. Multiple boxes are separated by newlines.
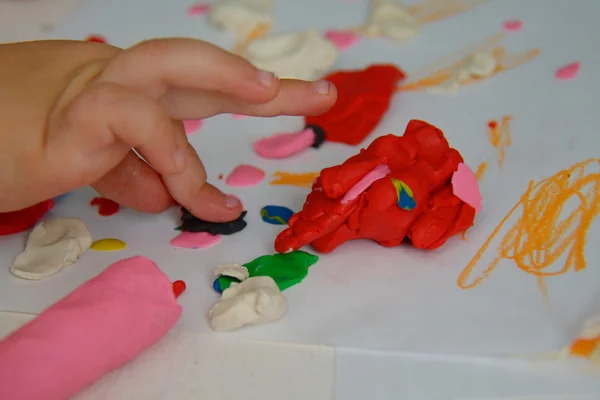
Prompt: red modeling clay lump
<box><xmin>0</xmin><ymin>199</ymin><xmax>54</xmax><ymax>236</ymax></box>
<box><xmin>305</xmin><ymin>64</ymin><xmax>405</xmax><ymax>146</ymax></box>
<box><xmin>274</xmin><ymin>120</ymin><xmax>477</xmax><ymax>254</ymax></box>
<box><xmin>90</xmin><ymin>197</ymin><xmax>120</xmax><ymax>216</ymax></box>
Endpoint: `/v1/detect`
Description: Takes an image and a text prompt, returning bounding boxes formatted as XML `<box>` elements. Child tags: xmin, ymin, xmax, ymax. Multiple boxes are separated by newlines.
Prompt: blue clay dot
<box><xmin>213</xmin><ymin>278</ymin><xmax>222</xmax><ymax>293</ymax></box>
<box><xmin>260</xmin><ymin>205</ymin><xmax>295</xmax><ymax>225</ymax></box>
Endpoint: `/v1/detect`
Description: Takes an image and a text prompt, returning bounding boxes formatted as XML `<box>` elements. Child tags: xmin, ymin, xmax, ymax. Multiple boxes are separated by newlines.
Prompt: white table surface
<box><xmin>1</xmin><ymin>1</ymin><xmax>600</xmax><ymax>399</ymax></box>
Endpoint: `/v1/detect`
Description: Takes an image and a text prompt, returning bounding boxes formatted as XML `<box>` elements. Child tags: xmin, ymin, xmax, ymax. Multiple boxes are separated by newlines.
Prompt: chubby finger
<box><xmin>91</xmin><ymin>151</ymin><xmax>175</xmax><ymax>213</ymax></box>
<box><xmin>97</xmin><ymin>38</ymin><xmax>279</xmax><ymax>104</ymax></box>
<box><xmin>161</xmin><ymin>143</ymin><xmax>243</xmax><ymax>222</ymax></box>
<box><xmin>49</xmin><ymin>82</ymin><xmax>241</xmax><ymax>221</ymax></box>
<box><xmin>162</xmin><ymin>79</ymin><xmax>338</xmax><ymax>119</ymax></box>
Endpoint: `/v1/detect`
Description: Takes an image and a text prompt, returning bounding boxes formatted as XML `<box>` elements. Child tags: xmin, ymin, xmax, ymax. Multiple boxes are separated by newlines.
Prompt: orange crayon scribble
<box><xmin>232</xmin><ymin>23</ymin><xmax>271</xmax><ymax>55</ymax></box>
<box><xmin>570</xmin><ymin>337</ymin><xmax>600</xmax><ymax>359</ymax></box>
<box><xmin>346</xmin><ymin>0</ymin><xmax>487</xmax><ymax>37</ymax></box>
<box><xmin>410</xmin><ymin>0</ymin><xmax>488</xmax><ymax>25</ymax></box>
<box><xmin>458</xmin><ymin>159</ymin><xmax>600</xmax><ymax>296</ymax></box>
<box><xmin>400</xmin><ymin>33</ymin><xmax>540</xmax><ymax>92</ymax></box>
<box><xmin>474</xmin><ymin>162</ymin><xmax>487</xmax><ymax>182</ymax></box>
<box><xmin>487</xmin><ymin>116</ymin><xmax>513</xmax><ymax>169</ymax></box>
<box><xmin>270</xmin><ymin>171</ymin><xmax>319</xmax><ymax>188</ymax></box>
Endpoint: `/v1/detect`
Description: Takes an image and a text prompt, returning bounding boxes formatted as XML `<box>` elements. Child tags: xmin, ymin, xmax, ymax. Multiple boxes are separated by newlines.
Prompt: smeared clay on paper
<box><xmin>170</xmin><ymin>231</ymin><xmax>221</xmax><ymax>249</ymax></box>
<box><xmin>364</xmin><ymin>0</ymin><xmax>420</xmax><ymax>40</ymax></box>
<box><xmin>10</xmin><ymin>218</ymin><xmax>92</xmax><ymax>280</ymax></box>
<box><xmin>253</xmin><ymin>65</ymin><xmax>405</xmax><ymax>159</ymax></box>
<box><xmin>0</xmin><ymin>199</ymin><xmax>54</xmax><ymax>236</ymax></box>
<box><xmin>90</xmin><ymin>238</ymin><xmax>127</xmax><ymax>251</ymax></box>
<box><xmin>213</xmin><ymin>250</ymin><xmax>318</xmax><ymax>293</ymax></box>
<box><xmin>183</xmin><ymin>119</ymin><xmax>203</xmax><ymax>135</ymax></box>
<box><xmin>0</xmin><ymin>256</ymin><xmax>181</xmax><ymax>400</ymax></box>
<box><xmin>555</xmin><ymin>62</ymin><xmax>580</xmax><ymax>80</ymax></box>
<box><xmin>502</xmin><ymin>19</ymin><xmax>523</xmax><ymax>32</ymax></box>
<box><xmin>208</xmin><ymin>276</ymin><xmax>286</xmax><ymax>332</ymax></box>
<box><xmin>225</xmin><ymin>164</ymin><xmax>266</xmax><ymax>187</ymax></box>
<box><xmin>208</xmin><ymin>0</ymin><xmax>272</xmax><ymax>40</ymax></box>
<box><xmin>180</xmin><ymin>208</ymin><xmax>248</xmax><ymax>235</ymax></box>
<box><xmin>90</xmin><ymin>197</ymin><xmax>120</xmax><ymax>216</ymax></box>
<box><xmin>260</xmin><ymin>205</ymin><xmax>295</xmax><ymax>225</ymax></box>
<box><xmin>275</xmin><ymin>120</ymin><xmax>476</xmax><ymax>254</ymax></box>
<box><xmin>325</xmin><ymin>30</ymin><xmax>360</xmax><ymax>50</ymax></box>
<box><xmin>243</xmin><ymin>28</ymin><xmax>338</xmax><ymax>80</ymax></box>
<box><xmin>187</xmin><ymin>3</ymin><xmax>210</xmax><ymax>16</ymax></box>
<box><xmin>427</xmin><ymin>52</ymin><xmax>497</xmax><ymax>93</ymax></box>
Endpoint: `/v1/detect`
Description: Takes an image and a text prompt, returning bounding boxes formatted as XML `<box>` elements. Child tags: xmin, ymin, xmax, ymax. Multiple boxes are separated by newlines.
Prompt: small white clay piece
<box><xmin>427</xmin><ymin>52</ymin><xmax>497</xmax><ymax>93</ymax></box>
<box><xmin>208</xmin><ymin>0</ymin><xmax>273</xmax><ymax>40</ymax></box>
<box><xmin>364</xmin><ymin>0</ymin><xmax>419</xmax><ymax>41</ymax></box>
<box><xmin>208</xmin><ymin>276</ymin><xmax>287</xmax><ymax>332</ymax></box>
<box><xmin>214</xmin><ymin>263</ymin><xmax>249</xmax><ymax>281</ymax></box>
<box><xmin>10</xmin><ymin>218</ymin><xmax>92</xmax><ymax>280</ymax></box>
<box><xmin>243</xmin><ymin>28</ymin><xmax>338</xmax><ymax>80</ymax></box>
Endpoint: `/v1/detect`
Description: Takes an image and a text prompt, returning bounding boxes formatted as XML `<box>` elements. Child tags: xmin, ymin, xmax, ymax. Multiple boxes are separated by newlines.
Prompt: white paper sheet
<box><xmin>1</xmin><ymin>0</ymin><xmax>600</xmax><ymax>358</ymax></box>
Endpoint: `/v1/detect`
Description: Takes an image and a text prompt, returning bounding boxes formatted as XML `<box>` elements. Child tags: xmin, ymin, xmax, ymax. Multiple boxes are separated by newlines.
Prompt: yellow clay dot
<box><xmin>90</xmin><ymin>238</ymin><xmax>127</xmax><ymax>251</ymax></box>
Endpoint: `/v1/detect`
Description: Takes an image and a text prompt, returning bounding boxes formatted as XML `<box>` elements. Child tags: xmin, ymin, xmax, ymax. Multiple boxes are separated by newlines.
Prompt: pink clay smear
<box><xmin>341</xmin><ymin>164</ymin><xmax>391</xmax><ymax>204</ymax></box>
<box><xmin>170</xmin><ymin>232</ymin><xmax>221</xmax><ymax>249</ymax></box>
<box><xmin>188</xmin><ymin>3</ymin><xmax>210</xmax><ymax>16</ymax></box>
<box><xmin>555</xmin><ymin>62</ymin><xmax>580</xmax><ymax>80</ymax></box>
<box><xmin>232</xmin><ymin>114</ymin><xmax>248</xmax><ymax>119</ymax></box>
<box><xmin>451</xmin><ymin>163</ymin><xmax>482</xmax><ymax>213</ymax></box>
<box><xmin>183</xmin><ymin>120</ymin><xmax>202</xmax><ymax>135</ymax></box>
<box><xmin>253</xmin><ymin>128</ymin><xmax>315</xmax><ymax>159</ymax></box>
<box><xmin>502</xmin><ymin>19</ymin><xmax>523</xmax><ymax>32</ymax></box>
<box><xmin>225</xmin><ymin>164</ymin><xmax>266</xmax><ymax>187</ymax></box>
<box><xmin>325</xmin><ymin>30</ymin><xmax>360</xmax><ymax>50</ymax></box>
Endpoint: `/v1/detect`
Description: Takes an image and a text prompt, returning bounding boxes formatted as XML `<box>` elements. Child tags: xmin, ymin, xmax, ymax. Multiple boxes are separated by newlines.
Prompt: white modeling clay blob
<box><xmin>208</xmin><ymin>276</ymin><xmax>286</xmax><ymax>332</ymax></box>
<box><xmin>208</xmin><ymin>0</ymin><xmax>272</xmax><ymax>39</ymax></box>
<box><xmin>427</xmin><ymin>52</ymin><xmax>497</xmax><ymax>93</ymax></box>
<box><xmin>243</xmin><ymin>28</ymin><xmax>338</xmax><ymax>80</ymax></box>
<box><xmin>10</xmin><ymin>218</ymin><xmax>92</xmax><ymax>280</ymax></box>
<box><xmin>365</xmin><ymin>0</ymin><xmax>419</xmax><ymax>41</ymax></box>
<box><xmin>214</xmin><ymin>263</ymin><xmax>249</xmax><ymax>281</ymax></box>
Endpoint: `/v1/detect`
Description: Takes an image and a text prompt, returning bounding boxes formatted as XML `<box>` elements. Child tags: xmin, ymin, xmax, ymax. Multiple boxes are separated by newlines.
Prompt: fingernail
<box><xmin>313</xmin><ymin>80</ymin><xmax>330</xmax><ymax>95</ymax></box>
<box><xmin>174</xmin><ymin>149</ymin><xmax>186</xmax><ymax>171</ymax></box>
<box><xmin>225</xmin><ymin>195</ymin><xmax>241</xmax><ymax>209</ymax></box>
<box><xmin>257</xmin><ymin>69</ymin><xmax>276</xmax><ymax>86</ymax></box>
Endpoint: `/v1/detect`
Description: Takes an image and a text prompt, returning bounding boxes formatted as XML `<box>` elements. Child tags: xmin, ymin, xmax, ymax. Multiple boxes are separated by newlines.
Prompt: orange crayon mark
<box><xmin>270</xmin><ymin>171</ymin><xmax>319</xmax><ymax>188</ymax></box>
<box><xmin>458</xmin><ymin>159</ymin><xmax>600</xmax><ymax>296</ymax></box>
<box><xmin>410</xmin><ymin>0</ymin><xmax>488</xmax><ymax>25</ymax></box>
<box><xmin>570</xmin><ymin>336</ymin><xmax>600</xmax><ymax>358</ymax></box>
<box><xmin>487</xmin><ymin>116</ymin><xmax>513</xmax><ymax>169</ymax></box>
<box><xmin>233</xmin><ymin>23</ymin><xmax>271</xmax><ymax>55</ymax></box>
<box><xmin>474</xmin><ymin>162</ymin><xmax>487</xmax><ymax>182</ymax></box>
<box><xmin>400</xmin><ymin>33</ymin><xmax>540</xmax><ymax>92</ymax></box>
<box><xmin>346</xmin><ymin>0</ymin><xmax>487</xmax><ymax>37</ymax></box>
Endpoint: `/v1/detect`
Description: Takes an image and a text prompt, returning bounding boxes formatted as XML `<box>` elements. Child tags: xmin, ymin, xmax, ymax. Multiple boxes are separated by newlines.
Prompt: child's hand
<box><xmin>0</xmin><ymin>39</ymin><xmax>336</xmax><ymax>221</ymax></box>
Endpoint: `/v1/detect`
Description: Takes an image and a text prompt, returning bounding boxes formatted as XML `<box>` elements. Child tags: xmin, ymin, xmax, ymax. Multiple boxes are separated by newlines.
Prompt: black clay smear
<box><xmin>180</xmin><ymin>208</ymin><xmax>247</xmax><ymax>235</ymax></box>
<box><xmin>306</xmin><ymin>124</ymin><xmax>326</xmax><ymax>149</ymax></box>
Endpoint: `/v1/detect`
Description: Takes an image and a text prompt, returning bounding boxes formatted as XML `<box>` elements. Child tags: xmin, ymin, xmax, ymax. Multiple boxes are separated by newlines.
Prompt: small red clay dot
<box><xmin>218</xmin><ymin>174</ymin><xmax>223</xmax><ymax>180</ymax></box>
<box><xmin>90</xmin><ymin>197</ymin><xmax>120</xmax><ymax>216</ymax></box>
<box><xmin>172</xmin><ymin>280</ymin><xmax>186</xmax><ymax>298</ymax></box>
<box><xmin>86</xmin><ymin>35</ymin><xmax>107</xmax><ymax>43</ymax></box>
<box><xmin>487</xmin><ymin>120</ymin><xmax>498</xmax><ymax>129</ymax></box>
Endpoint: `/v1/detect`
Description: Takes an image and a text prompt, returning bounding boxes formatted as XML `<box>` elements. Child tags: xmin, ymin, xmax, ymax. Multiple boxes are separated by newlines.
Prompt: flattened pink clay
<box><xmin>451</xmin><ymin>163</ymin><xmax>482</xmax><ymax>213</ymax></box>
<box><xmin>502</xmin><ymin>19</ymin><xmax>523</xmax><ymax>32</ymax></box>
<box><xmin>253</xmin><ymin>128</ymin><xmax>315</xmax><ymax>159</ymax></box>
<box><xmin>0</xmin><ymin>256</ymin><xmax>182</xmax><ymax>400</ymax></box>
<box><xmin>188</xmin><ymin>3</ymin><xmax>210</xmax><ymax>15</ymax></box>
<box><xmin>341</xmin><ymin>164</ymin><xmax>391</xmax><ymax>204</ymax></box>
<box><xmin>170</xmin><ymin>232</ymin><xmax>221</xmax><ymax>249</ymax></box>
<box><xmin>183</xmin><ymin>119</ymin><xmax>203</xmax><ymax>135</ymax></box>
<box><xmin>325</xmin><ymin>30</ymin><xmax>360</xmax><ymax>50</ymax></box>
<box><xmin>225</xmin><ymin>164</ymin><xmax>266</xmax><ymax>187</ymax></box>
<box><xmin>555</xmin><ymin>62</ymin><xmax>580</xmax><ymax>80</ymax></box>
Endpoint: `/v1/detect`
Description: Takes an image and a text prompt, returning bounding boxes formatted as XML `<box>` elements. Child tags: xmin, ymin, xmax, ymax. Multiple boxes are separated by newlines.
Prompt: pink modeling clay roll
<box><xmin>0</xmin><ymin>256</ymin><xmax>182</xmax><ymax>400</ymax></box>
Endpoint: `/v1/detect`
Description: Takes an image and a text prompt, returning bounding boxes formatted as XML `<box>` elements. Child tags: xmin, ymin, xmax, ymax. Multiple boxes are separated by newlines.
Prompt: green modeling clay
<box><xmin>214</xmin><ymin>251</ymin><xmax>318</xmax><ymax>293</ymax></box>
